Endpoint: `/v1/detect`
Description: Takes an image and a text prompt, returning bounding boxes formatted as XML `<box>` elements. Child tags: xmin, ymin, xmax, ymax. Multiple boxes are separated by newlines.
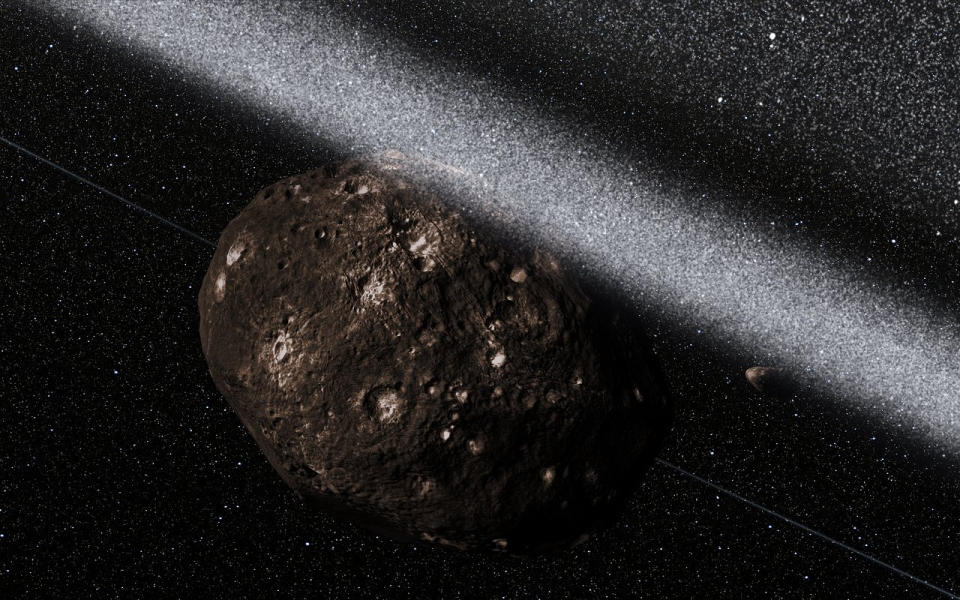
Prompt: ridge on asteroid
<box><xmin>198</xmin><ymin>153</ymin><xmax>673</xmax><ymax>554</ymax></box>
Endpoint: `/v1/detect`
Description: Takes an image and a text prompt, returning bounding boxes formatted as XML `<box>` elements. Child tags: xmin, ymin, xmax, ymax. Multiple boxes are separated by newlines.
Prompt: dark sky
<box><xmin>2</xmin><ymin>1</ymin><xmax>958</xmax><ymax>598</ymax></box>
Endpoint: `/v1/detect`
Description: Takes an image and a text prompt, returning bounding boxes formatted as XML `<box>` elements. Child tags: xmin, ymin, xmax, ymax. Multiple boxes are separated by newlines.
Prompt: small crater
<box><xmin>416</xmin><ymin>477</ymin><xmax>435</xmax><ymax>498</ymax></box>
<box><xmin>278</xmin><ymin>261</ymin><xmax>287</xmax><ymax>270</ymax></box>
<box><xmin>314</xmin><ymin>227</ymin><xmax>327</xmax><ymax>239</ymax></box>
<box><xmin>272</xmin><ymin>333</ymin><xmax>290</xmax><ymax>362</ymax></box>
<box><xmin>288</xmin><ymin>464</ymin><xmax>319</xmax><ymax>479</ymax></box>
<box><xmin>343</xmin><ymin>179</ymin><xmax>358</xmax><ymax>193</ymax></box>
<box><xmin>467</xmin><ymin>439</ymin><xmax>484</xmax><ymax>455</ymax></box>
<box><xmin>364</xmin><ymin>385</ymin><xmax>404</xmax><ymax>424</ymax></box>
<box><xmin>226</xmin><ymin>242</ymin><xmax>245</xmax><ymax>266</ymax></box>
<box><xmin>541</xmin><ymin>466</ymin><xmax>556</xmax><ymax>486</ymax></box>
<box><xmin>214</xmin><ymin>272</ymin><xmax>226</xmax><ymax>301</ymax></box>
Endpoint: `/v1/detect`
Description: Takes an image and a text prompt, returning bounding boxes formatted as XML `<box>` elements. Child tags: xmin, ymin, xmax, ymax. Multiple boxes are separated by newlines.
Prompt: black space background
<box><xmin>2</xmin><ymin>2</ymin><xmax>959</xmax><ymax>598</ymax></box>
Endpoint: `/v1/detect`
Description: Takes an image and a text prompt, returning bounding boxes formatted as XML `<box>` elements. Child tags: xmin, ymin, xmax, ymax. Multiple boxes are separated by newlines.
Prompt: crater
<box><xmin>364</xmin><ymin>385</ymin><xmax>404</xmax><ymax>424</ymax></box>
<box><xmin>226</xmin><ymin>242</ymin><xmax>245</xmax><ymax>266</ymax></box>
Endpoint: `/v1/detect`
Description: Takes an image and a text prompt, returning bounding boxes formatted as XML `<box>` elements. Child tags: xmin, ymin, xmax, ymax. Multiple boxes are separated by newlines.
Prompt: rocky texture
<box><xmin>198</xmin><ymin>154</ymin><xmax>672</xmax><ymax>553</ymax></box>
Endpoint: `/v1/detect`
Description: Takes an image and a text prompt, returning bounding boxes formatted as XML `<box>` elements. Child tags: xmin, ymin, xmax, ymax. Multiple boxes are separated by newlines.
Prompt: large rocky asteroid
<box><xmin>198</xmin><ymin>154</ymin><xmax>672</xmax><ymax>553</ymax></box>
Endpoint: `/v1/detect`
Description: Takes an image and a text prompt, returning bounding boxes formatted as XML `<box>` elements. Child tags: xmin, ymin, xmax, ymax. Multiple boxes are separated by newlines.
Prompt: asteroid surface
<box><xmin>198</xmin><ymin>154</ymin><xmax>672</xmax><ymax>553</ymax></box>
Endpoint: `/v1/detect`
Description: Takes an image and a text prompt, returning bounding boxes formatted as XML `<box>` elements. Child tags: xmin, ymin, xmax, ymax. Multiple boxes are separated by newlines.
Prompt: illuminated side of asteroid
<box><xmin>198</xmin><ymin>154</ymin><xmax>672</xmax><ymax>553</ymax></box>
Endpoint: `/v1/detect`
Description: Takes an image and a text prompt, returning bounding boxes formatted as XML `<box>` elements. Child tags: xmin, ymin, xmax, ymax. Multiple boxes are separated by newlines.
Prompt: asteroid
<box><xmin>198</xmin><ymin>153</ymin><xmax>672</xmax><ymax>553</ymax></box>
<box><xmin>745</xmin><ymin>366</ymin><xmax>796</xmax><ymax>397</ymax></box>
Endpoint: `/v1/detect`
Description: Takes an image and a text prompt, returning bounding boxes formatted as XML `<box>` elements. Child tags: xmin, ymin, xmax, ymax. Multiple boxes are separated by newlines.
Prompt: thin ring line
<box><xmin>0</xmin><ymin>134</ymin><xmax>215</xmax><ymax>248</ymax></box>
<box><xmin>655</xmin><ymin>458</ymin><xmax>958</xmax><ymax>599</ymax></box>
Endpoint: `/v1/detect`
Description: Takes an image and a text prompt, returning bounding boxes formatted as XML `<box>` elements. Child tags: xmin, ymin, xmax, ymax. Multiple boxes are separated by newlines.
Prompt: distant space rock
<box><xmin>745</xmin><ymin>366</ymin><xmax>795</xmax><ymax>396</ymax></box>
<box><xmin>198</xmin><ymin>153</ymin><xmax>672</xmax><ymax>553</ymax></box>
